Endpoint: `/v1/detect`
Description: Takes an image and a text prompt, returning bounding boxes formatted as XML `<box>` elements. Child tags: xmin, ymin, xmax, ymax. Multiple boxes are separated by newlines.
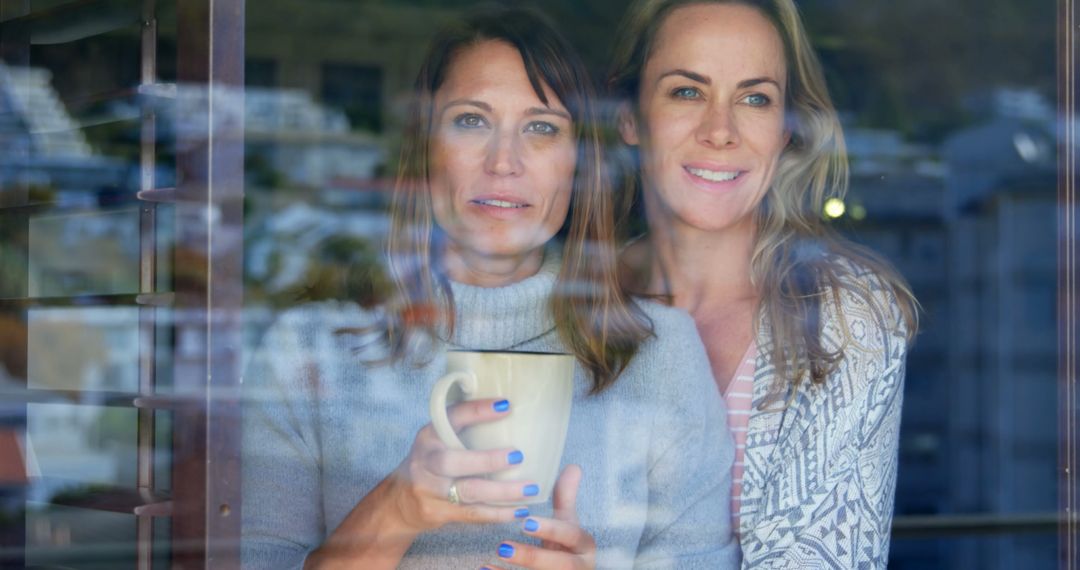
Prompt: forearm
<box><xmin>304</xmin><ymin>476</ymin><xmax>420</xmax><ymax>570</ymax></box>
<box><xmin>743</xmin><ymin>362</ymin><xmax>904</xmax><ymax>567</ymax></box>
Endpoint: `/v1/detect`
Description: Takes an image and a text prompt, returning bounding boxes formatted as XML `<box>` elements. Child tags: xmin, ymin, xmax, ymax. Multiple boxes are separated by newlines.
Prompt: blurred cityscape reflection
<box><xmin>0</xmin><ymin>0</ymin><xmax>1063</xmax><ymax>568</ymax></box>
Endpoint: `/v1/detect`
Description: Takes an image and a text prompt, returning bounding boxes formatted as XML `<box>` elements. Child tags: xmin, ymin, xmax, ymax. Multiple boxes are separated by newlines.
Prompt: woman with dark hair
<box><xmin>609</xmin><ymin>0</ymin><xmax>918</xmax><ymax>567</ymax></box>
<box><xmin>242</xmin><ymin>7</ymin><xmax>739</xmax><ymax>569</ymax></box>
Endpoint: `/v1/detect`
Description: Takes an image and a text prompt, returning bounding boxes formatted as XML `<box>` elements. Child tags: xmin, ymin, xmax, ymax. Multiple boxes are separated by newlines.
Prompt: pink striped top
<box><xmin>722</xmin><ymin>340</ymin><xmax>756</xmax><ymax>532</ymax></box>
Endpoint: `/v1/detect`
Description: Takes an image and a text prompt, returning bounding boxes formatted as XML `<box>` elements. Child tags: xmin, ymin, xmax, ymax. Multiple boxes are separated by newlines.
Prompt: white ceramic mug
<box><xmin>429</xmin><ymin>350</ymin><xmax>575</xmax><ymax>505</ymax></box>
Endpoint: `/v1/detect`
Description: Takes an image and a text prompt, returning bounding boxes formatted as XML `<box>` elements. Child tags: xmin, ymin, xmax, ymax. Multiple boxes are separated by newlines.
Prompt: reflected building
<box><xmin>0</xmin><ymin>60</ymin><xmax>149</xmax><ymax>565</ymax></box>
<box><xmin>0</xmin><ymin>63</ymin><xmax>126</xmax><ymax>204</ymax></box>
<box><xmin>939</xmin><ymin>88</ymin><xmax>1057</xmax><ymax>570</ymax></box>
<box><xmin>845</xmin><ymin>87</ymin><xmax>1057</xmax><ymax>569</ymax></box>
<box><xmin>222</xmin><ymin>2</ymin><xmax>457</xmax><ymax>312</ymax></box>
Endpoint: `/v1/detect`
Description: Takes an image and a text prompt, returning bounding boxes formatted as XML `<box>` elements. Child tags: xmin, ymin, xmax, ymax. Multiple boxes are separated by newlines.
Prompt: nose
<box><xmin>696</xmin><ymin>103</ymin><xmax>739</xmax><ymax>149</ymax></box>
<box><xmin>484</xmin><ymin>131</ymin><xmax>524</xmax><ymax>176</ymax></box>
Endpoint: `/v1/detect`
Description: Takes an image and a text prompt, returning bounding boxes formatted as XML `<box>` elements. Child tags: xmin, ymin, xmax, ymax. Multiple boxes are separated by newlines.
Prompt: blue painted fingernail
<box><xmin>507</xmin><ymin>450</ymin><xmax>524</xmax><ymax>465</ymax></box>
<box><xmin>514</xmin><ymin>507</ymin><xmax>530</xmax><ymax>518</ymax></box>
<box><xmin>498</xmin><ymin>543</ymin><xmax>515</xmax><ymax>558</ymax></box>
<box><xmin>523</xmin><ymin>484</ymin><xmax>539</xmax><ymax>497</ymax></box>
<box><xmin>524</xmin><ymin>518</ymin><xmax>540</xmax><ymax>532</ymax></box>
<box><xmin>493</xmin><ymin>399</ymin><xmax>510</xmax><ymax>412</ymax></box>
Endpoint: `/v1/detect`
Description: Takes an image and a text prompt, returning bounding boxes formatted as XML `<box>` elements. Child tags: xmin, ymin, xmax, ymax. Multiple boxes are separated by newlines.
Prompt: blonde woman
<box><xmin>609</xmin><ymin>0</ymin><xmax>918</xmax><ymax>567</ymax></box>
<box><xmin>242</xmin><ymin>7</ymin><xmax>739</xmax><ymax>569</ymax></box>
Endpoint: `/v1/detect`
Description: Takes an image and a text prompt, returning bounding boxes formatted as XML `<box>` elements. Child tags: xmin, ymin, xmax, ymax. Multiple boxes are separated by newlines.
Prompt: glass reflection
<box><xmin>0</xmin><ymin>0</ymin><xmax>1064</xmax><ymax>568</ymax></box>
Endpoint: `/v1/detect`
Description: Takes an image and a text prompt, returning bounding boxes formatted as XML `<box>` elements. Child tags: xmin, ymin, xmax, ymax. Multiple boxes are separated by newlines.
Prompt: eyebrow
<box><xmin>657</xmin><ymin>69</ymin><xmax>710</xmax><ymax>85</ymax></box>
<box><xmin>441</xmin><ymin>99</ymin><xmax>571</xmax><ymax>121</ymax></box>
<box><xmin>737</xmin><ymin>77</ymin><xmax>782</xmax><ymax>90</ymax></box>
<box><xmin>442</xmin><ymin>99</ymin><xmax>492</xmax><ymax>113</ymax></box>
<box><xmin>655</xmin><ymin>70</ymin><xmax>782</xmax><ymax>91</ymax></box>
<box><xmin>525</xmin><ymin>107</ymin><xmax>571</xmax><ymax>121</ymax></box>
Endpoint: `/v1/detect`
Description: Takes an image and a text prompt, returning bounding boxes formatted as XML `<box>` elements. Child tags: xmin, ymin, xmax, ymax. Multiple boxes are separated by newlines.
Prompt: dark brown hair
<box><xmin>384</xmin><ymin>6</ymin><xmax>652</xmax><ymax>393</ymax></box>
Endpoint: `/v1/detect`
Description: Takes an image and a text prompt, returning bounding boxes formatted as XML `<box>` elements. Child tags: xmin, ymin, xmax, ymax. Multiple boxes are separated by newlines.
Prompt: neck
<box><xmin>647</xmin><ymin>211</ymin><xmax>757</xmax><ymax>314</ymax></box>
<box><xmin>443</xmin><ymin>243</ymin><xmax>545</xmax><ymax>287</ymax></box>
<box><xmin>446</xmin><ymin>251</ymin><xmax>558</xmax><ymax>352</ymax></box>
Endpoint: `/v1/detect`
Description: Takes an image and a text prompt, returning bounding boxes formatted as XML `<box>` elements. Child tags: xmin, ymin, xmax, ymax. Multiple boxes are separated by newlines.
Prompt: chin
<box><xmin>677</xmin><ymin>210</ymin><xmax>744</xmax><ymax>233</ymax></box>
<box><xmin>464</xmin><ymin>238</ymin><xmax>541</xmax><ymax>259</ymax></box>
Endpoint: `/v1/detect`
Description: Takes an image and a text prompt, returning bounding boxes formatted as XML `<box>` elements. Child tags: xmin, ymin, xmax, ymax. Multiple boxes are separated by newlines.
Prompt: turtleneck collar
<box><xmin>445</xmin><ymin>252</ymin><xmax>561</xmax><ymax>351</ymax></box>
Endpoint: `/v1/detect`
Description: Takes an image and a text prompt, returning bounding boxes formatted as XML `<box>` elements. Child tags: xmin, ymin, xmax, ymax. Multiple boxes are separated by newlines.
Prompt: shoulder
<box><xmin>261</xmin><ymin>301</ymin><xmax>381</xmax><ymax>343</ymax></box>
<box><xmin>248</xmin><ymin>301</ymin><xmax>385</xmax><ymax>382</ymax></box>
<box><xmin>272</xmin><ymin>300</ymin><xmax>376</xmax><ymax>326</ymax></box>
<box><xmin>617</xmin><ymin>300</ymin><xmax>727</xmax><ymax>462</ymax></box>
<box><xmin>634</xmin><ymin>297</ymin><xmax>701</xmax><ymax>341</ymax></box>
<box><xmin>819</xmin><ymin>255</ymin><xmax>910</xmax><ymax>352</ymax></box>
<box><xmin>633</xmin><ymin>298</ymin><xmax>710</xmax><ymax>368</ymax></box>
<box><xmin>624</xmin><ymin>298</ymin><xmax>717</xmax><ymax>398</ymax></box>
<box><xmin>811</xmin><ymin>256</ymin><xmax>910</xmax><ymax>401</ymax></box>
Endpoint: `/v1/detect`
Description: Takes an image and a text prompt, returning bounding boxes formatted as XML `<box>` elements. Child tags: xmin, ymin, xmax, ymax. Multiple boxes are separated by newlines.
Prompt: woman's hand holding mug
<box><xmin>389</xmin><ymin>397</ymin><xmax>540</xmax><ymax>532</ymax></box>
<box><xmin>486</xmin><ymin>464</ymin><xmax>598</xmax><ymax>570</ymax></box>
<box><xmin>305</xmin><ymin>398</ymin><xmax>532</xmax><ymax>569</ymax></box>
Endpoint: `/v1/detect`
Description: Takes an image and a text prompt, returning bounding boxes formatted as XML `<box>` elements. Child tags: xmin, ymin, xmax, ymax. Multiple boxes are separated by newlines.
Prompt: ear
<box><xmin>616</xmin><ymin>103</ymin><xmax>640</xmax><ymax>146</ymax></box>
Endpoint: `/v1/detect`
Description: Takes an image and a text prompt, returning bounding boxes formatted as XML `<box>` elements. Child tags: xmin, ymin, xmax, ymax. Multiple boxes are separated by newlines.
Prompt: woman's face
<box><xmin>429</xmin><ymin>40</ymin><xmax>576</xmax><ymax>271</ymax></box>
<box><xmin>620</xmin><ymin>3</ymin><xmax>789</xmax><ymax>236</ymax></box>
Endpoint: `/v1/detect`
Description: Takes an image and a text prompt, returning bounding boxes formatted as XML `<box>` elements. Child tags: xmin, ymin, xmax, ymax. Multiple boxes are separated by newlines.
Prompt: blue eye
<box><xmin>453</xmin><ymin>113</ymin><xmax>487</xmax><ymax>129</ymax></box>
<box><xmin>743</xmin><ymin>93</ymin><xmax>771</xmax><ymax>107</ymax></box>
<box><xmin>524</xmin><ymin>121</ymin><xmax>559</xmax><ymax>135</ymax></box>
<box><xmin>671</xmin><ymin>86</ymin><xmax>702</xmax><ymax>100</ymax></box>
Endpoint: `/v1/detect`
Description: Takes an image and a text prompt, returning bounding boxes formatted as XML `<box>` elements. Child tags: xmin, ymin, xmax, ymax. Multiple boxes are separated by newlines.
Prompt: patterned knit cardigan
<box><xmin>738</xmin><ymin>262</ymin><xmax>909</xmax><ymax>569</ymax></box>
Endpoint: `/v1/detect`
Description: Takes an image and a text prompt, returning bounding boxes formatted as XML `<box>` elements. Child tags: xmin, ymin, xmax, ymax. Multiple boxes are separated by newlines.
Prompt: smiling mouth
<box><xmin>685</xmin><ymin>167</ymin><xmax>742</xmax><ymax>182</ymax></box>
<box><xmin>471</xmin><ymin>199</ymin><xmax>529</xmax><ymax>209</ymax></box>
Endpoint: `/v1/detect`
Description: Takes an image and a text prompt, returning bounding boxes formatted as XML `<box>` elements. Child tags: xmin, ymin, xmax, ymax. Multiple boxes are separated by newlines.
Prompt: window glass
<box><xmin>0</xmin><ymin>0</ymin><xmax>1067</xmax><ymax>567</ymax></box>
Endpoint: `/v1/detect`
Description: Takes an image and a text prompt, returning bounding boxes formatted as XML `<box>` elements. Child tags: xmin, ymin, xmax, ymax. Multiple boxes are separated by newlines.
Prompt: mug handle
<box><xmin>428</xmin><ymin>371</ymin><xmax>478</xmax><ymax>450</ymax></box>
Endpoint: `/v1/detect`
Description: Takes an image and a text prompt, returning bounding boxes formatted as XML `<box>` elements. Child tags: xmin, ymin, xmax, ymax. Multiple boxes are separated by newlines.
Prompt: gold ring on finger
<box><xmin>447</xmin><ymin>481</ymin><xmax>462</xmax><ymax>505</ymax></box>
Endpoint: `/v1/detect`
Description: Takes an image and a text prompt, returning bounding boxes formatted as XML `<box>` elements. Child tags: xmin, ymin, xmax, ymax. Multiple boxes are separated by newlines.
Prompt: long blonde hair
<box><xmin>384</xmin><ymin>7</ymin><xmax>653</xmax><ymax>394</ymax></box>
<box><xmin>609</xmin><ymin>0</ymin><xmax>918</xmax><ymax>396</ymax></box>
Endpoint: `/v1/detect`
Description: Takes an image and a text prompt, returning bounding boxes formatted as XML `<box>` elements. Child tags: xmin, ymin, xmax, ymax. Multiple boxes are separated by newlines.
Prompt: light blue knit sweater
<box><xmin>241</xmin><ymin>258</ymin><xmax>739</xmax><ymax>569</ymax></box>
